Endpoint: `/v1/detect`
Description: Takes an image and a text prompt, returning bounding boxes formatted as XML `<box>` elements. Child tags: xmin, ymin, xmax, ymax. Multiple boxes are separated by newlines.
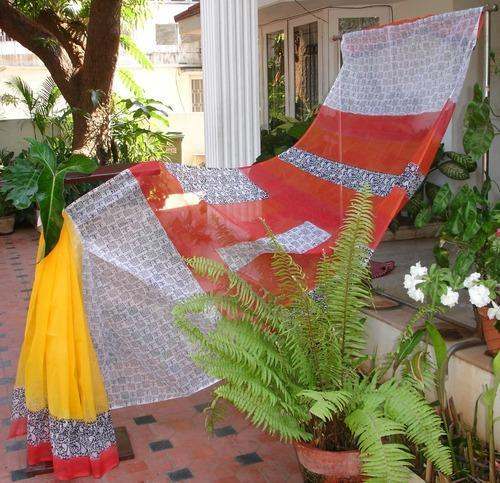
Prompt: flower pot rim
<box><xmin>293</xmin><ymin>440</ymin><xmax>360</xmax><ymax>455</ymax></box>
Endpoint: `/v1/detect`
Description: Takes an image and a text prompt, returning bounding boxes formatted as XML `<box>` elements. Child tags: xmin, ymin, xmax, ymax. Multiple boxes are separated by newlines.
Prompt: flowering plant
<box><xmin>404</xmin><ymin>263</ymin><xmax>498</xmax><ymax>325</ymax></box>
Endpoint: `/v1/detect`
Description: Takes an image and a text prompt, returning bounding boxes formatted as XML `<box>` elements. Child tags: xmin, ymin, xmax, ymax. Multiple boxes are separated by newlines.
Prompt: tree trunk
<box><xmin>72</xmin><ymin>102</ymin><xmax>112</xmax><ymax>165</ymax></box>
<box><xmin>0</xmin><ymin>0</ymin><xmax>122</xmax><ymax>165</ymax></box>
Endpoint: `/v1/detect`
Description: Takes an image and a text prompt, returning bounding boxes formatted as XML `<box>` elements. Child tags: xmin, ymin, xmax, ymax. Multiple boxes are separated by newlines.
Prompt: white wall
<box><xmin>0</xmin><ymin>119</ymin><xmax>54</xmax><ymax>154</ymax></box>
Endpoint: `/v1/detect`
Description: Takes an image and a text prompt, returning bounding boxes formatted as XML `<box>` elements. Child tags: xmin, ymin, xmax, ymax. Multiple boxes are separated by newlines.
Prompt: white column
<box><xmin>201</xmin><ymin>0</ymin><xmax>260</xmax><ymax>168</ymax></box>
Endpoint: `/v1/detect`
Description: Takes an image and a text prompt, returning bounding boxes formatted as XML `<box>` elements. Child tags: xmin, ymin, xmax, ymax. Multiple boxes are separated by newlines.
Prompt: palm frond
<box><xmin>118</xmin><ymin>68</ymin><xmax>145</xmax><ymax>98</ymax></box>
<box><xmin>120</xmin><ymin>34</ymin><xmax>153</xmax><ymax>70</ymax></box>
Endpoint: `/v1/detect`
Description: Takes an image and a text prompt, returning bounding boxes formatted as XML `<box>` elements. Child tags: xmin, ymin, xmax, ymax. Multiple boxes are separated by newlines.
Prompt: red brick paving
<box><xmin>0</xmin><ymin>228</ymin><xmax>303</xmax><ymax>482</ymax></box>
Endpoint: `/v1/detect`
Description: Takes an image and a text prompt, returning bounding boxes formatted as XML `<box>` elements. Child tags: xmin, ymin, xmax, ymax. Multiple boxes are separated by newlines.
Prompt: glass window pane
<box><xmin>266</xmin><ymin>30</ymin><xmax>285</xmax><ymax>128</ymax></box>
<box><xmin>191</xmin><ymin>78</ymin><xmax>204</xmax><ymax>112</ymax></box>
<box><xmin>293</xmin><ymin>22</ymin><xmax>318</xmax><ymax>121</ymax></box>
<box><xmin>338</xmin><ymin>17</ymin><xmax>379</xmax><ymax>36</ymax></box>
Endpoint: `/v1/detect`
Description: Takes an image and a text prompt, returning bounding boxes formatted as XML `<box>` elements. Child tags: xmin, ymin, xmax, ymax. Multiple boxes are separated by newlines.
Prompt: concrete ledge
<box><xmin>364</xmin><ymin>298</ymin><xmax>499</xmax><ymax>450</ymax></box>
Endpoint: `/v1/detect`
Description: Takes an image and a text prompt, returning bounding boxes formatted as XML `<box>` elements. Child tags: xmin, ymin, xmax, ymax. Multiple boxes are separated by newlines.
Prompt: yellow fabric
<box><xmin>15</xmin><ymin>213</ymin><xmax>109</xmax><ymax>422</ymax></box>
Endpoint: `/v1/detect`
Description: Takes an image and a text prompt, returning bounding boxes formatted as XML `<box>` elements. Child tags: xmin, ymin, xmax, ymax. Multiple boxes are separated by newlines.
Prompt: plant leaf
<box><xmin>446</xmin><ymin>151</ymin><xmax>477</xmax><ymax>173</ymax></box>
<box><xmin>35</xmin><ymin>146</ymin><xmax>97</xmax><ymax>257</ymax></box>
<box><xmin>463</xmin><ymin>84</ymin><xmax>495</xmax><ymax>161</ymax></box>
<box><xmin>414</xmin><ymin>206</ymin><xmax>432</xmax><ymax>229</ymax></box>
<box><xmin>0</xmin><ymin>158</ymin><xmax>40</xmax><ymax>209</ymax></box>
<box><xmin>432</xmin><ymin>184</ymin><xmax>451</xmax><ymax>216</ymax></box>
<box><xmin>425</xmin><ymin>322</ymin><xmax>447</xmax><ymax>370</ymax></box>
<box><xmin>438</xmin><ymin>161</ymin><xmax>469</xmax><ymax>180</ymax></box>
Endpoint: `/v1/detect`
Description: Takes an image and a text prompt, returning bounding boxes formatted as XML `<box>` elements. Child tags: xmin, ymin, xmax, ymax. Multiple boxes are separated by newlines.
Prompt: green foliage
<box><xmin>404</xmin><ymin>84</ymin><xmax>498</xmax><ymax>228</ymax></box>
<box><xmin>0</xmin><ymin>76</ymin><xmax>68</xmax><ymax>140</ymax></box>
<box><xmin>463</xmin><ymin>84</ymin><xmax>495</xmax><ymax>162</ymax></box>
<box><xmin>257</xmin><ymin>111</ymin><xmax>317</xmax><ymax>162</ymax></box>
<box><xmin>174</xmin><ymin>191</ymin><xmax>451</xmax><ymax>481</ymax></box>
<box><xmin>0</xmin><ymin>192</ymin><xmax>15</xmax><ymax>217</ymax></box>
<box><xmin>109</xmin><ymin>96</ymin><xmax>172</xmax><ymax>163</ymax></box>
<box><xmin>481</xmin><ymin>352</ymin><xmax>500</xmax><ymax>482</ymax></box>
<box><xmin>421</xmin><ymin>182</ymin><xmax>500</xmax><ymax>281</ymax></box>
<box><xmin>1</xmin><ymin>139</ymin><xmax>97</xmax><ymax>256</ymax></box>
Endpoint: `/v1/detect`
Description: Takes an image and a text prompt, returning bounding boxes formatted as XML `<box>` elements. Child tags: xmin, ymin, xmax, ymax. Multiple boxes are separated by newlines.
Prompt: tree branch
<box><xmin>36</xmin><ymin>10</ymin><xmax>85</xmax><ymax>67</ymax></box>
<box><xmin>0</xmin><ymin>0</ymin><xmax>77</xmax><ymax>103</ymax></box>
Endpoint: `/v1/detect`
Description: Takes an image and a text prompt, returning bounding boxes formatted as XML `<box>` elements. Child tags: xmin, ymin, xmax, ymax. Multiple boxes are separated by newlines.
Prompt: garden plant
<box><xmin>174</xmin><ymin>190</ymin><xmax>452</xmax><ymax>482</ymax></box>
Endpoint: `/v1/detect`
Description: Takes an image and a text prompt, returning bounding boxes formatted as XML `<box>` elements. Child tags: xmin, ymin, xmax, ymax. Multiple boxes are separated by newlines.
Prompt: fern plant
<box><xmin>173</xmin><ymin>190</ymin><xmax>452</xmax><ymax>482</ymax></box>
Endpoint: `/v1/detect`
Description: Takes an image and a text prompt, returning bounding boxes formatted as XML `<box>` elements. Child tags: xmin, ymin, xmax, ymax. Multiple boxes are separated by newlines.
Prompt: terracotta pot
<box><xmin>294</xmin><ymin>442</ymin><xmax>361</xmax><ymax>482</ymax></box>
<box><xmin>0</xmin><ymin>214</ymin><xmax>15</xmax><ymax>235</ymax></box>
<box><xmin>476</xmin><ymin>306</ymin><xmax>500</xmax><ymax>355</ymax></box>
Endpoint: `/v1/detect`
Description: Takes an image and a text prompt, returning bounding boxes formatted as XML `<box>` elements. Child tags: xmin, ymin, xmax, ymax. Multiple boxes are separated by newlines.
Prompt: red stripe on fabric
<box><xmin>10</xmin><ymin>418</ymin><xmax>119</xmax><ymax>481</ymax></box>
<box><xmin>26</xmin><ymin>443</ymin><xmax>119</xmax><ymax>481</ymax></box>
<box><xmin>295</xmin><ymin>102</ymin><xmax>455</xmax><ymax>174</ymax></box>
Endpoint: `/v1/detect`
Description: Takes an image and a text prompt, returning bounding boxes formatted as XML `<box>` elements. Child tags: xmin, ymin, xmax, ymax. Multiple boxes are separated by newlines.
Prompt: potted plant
<box><xmin>174</xmin><ymin>191</ymin><xmax>452</xmax><ymax>482</ymax></box>
<box><xmin>1</xmin><ymin>138</ymin><xmax>97</xmax><ymax>256</ymax></box>
<box><xmin>416</xmin><ymin>180</ymin><xmax>500</xmax><ymax>353</ymax></box>
<box><xmin>0</xmin><ymin>192</ymin><xmax>15</xmax><ymax>235</ymax></box>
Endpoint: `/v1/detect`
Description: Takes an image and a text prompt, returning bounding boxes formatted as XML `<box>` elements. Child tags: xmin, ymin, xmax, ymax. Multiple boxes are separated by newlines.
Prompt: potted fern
<box><xmin>174</xmin><ymin>191</ymin><xmax>452</xmax><ymax>482</ymax></box>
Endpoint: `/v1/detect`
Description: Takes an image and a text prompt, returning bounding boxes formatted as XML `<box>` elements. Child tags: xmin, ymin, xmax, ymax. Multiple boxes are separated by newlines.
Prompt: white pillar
<box><xmin>201</xmin><ymin>0</ymin><xmax>261</xmax><ymax>168</ymax></box>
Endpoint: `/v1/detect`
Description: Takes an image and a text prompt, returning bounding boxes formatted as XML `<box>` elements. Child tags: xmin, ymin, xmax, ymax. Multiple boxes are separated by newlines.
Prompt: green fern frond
<box><xmin>316</xmin><ymin>189</ymin><xmax>374</xmax><ymax>365</ymax></box>
<box><xmin>346</xmin><ymin>395</ymin><xmax>413</xmax><ymax>482</ymax></box>
<box><xmin>300</xmin><ymin>389</ymin><xmax>352</xmax><ymax>421</ymax></box>
<box><xmin>214</xmin><ymin>384</ymin><xmax>310</xmax><ymax>442</ymax></box>
<box><xmin>381</xmin><ymin>380</ymin><xmax>452</xmax><ymax>476</ymax></box>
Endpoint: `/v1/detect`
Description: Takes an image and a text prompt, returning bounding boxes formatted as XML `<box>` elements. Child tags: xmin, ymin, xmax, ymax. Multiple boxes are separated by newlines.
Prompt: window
<box><xmin>266</xmin><ymin>31</ymin><xmax>286</xmax><ymax>128</ymax></box>
<box><xmin>155</xmin><ymin>24</ymin><xmax>178</xmax><ymax>46</ymax></box>
<box><xmin>0</xmin><ymin>30</ymin><xmax>13</xmax><ymax>42</ymax></box>
<box><xmin>293</xmin><ymin>22</ymin><xmax>318</xmax><ymax>121</ymax></box>
<box><xmin>191</xmin><ymin>78</ymin><xmax>203</xmax><ymax>112</ymax></box>
<box><xmin>338</xmin><ymin>16</ymin><xmax>379</xmax><ymax>35</ymax></box>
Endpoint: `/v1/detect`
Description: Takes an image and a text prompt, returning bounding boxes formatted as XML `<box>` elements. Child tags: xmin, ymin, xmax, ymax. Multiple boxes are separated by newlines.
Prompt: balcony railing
<box><xmin>0</xmin><ymin>30</ymin><xmax>201</xmax><ymax>67</ymax></box>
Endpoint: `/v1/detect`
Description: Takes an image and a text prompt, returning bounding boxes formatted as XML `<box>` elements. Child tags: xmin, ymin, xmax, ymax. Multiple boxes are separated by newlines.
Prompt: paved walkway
<box><xmin>0</xmin><ymin>228</ymin><xmax>302</xmax><ymax>482</ymax></box>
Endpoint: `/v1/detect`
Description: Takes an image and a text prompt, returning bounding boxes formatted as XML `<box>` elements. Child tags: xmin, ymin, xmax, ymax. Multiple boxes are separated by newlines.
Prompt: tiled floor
<box><xmin>0</xmin><ymin>228</ymin><xmax>303</xmax><ymax>482</ymax></box>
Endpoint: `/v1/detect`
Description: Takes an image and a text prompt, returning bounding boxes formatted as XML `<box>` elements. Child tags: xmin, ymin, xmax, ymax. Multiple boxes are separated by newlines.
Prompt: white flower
<box><xmin>468</xmin><ymin>284</ymin><xmax>492</xmax><ymax>308</ymax></box>
<box><xmin>408</xmin><ymin>286</ymin><xmax>425</xmax><ymax>303</ymax></box>
<box><xmin>440</xmin><ymin>287</ymin><xmax>459</xmax><ymax>308</ymax></box>
<box><xmin>463</xmin><ymin>272</ymin><xmax>481</xmax><ymax>289</ymax></box>
<box><xmin>487</xmin><ymin>301</ymin><xmax>500</xmax><ymax>320</ymax></box>
<box><xmin>404</xmin><ymin>274</ymin><xmax>421</xmax><ymax>290</ymax></box>
<box><xmin>410</xmin><ymin>262</ymin><xmax>428</xmax><ymax>279</ymax></box>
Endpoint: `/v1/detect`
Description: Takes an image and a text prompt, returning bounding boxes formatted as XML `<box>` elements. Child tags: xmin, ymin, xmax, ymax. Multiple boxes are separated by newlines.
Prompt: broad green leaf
<box><xmin>406</xmin><ymin>190</ymin><xmax>424</xmax><ymax>221</ymax></box>
<box><xmin>446</xmin><ymin>151</ymin><xmax>477</xmax><ymax>173</ymax></box>
<box><xmin>453</xmin><ymin>250</ymin><xmax>475</xmax><ymax>279</ymax></box>
<box><xmin>492</xmin><ymin>352</ymin><xmax>500</xmax><ymax>380</ymax></box>
<box><xmin>432</xmin><ymin>184</ymin><xmax>451</xmax><ymax>216</ymax></box>
<box><xmin>396</xmin><ymin>328</ymin><xmax>425</xmax><ymax>363</ymax></box>
<box><xmin>463</xmin><ymin>84</ymin><xmax>495</xmax><ymax>160</ymax></box>
<box><xmin>414</xmin><ymin>206</ymin><xmax>432</xmax><ymax>229</ymax></box>
<box><xmin>28</xmin><ymin>138</ymin><xmax>57</xmax><ymax>171</ymax></box>
<box><xmin>433</xmin><ymin>245</ymin><xmax>450</xmax><ymax>268</ymax></box>
<box><xmin>0</xmin><ymin>158</ymin><xmax>40</xmax><ymax>209</ymax></box>
<box><xmin>425</xmin><ymin>321</ymin><xmax>447</xmax><ymax>370</ymax></box>
<box><xmin>438</xmin><ymin>161</ymin><xmax>469</xmax><ymax>180</ymax></box>
<box><xmin>34</xmin><ymin>146</ymin><xmax>98</xmax><ymax>257</ymax></box>
<box><xmin>425</xmin><ymin>182</ymin><xmax>440</xmax><ymax>202</ymax></box>
<box><xmin>288</xmin><ymin>122</ymin><xmax>310</xmax><ymax>139</ymax></box>
<box><xmin>463</xmin><ymin>219</ymin><xmax>481</xmax><ymax>241</ymax></box>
